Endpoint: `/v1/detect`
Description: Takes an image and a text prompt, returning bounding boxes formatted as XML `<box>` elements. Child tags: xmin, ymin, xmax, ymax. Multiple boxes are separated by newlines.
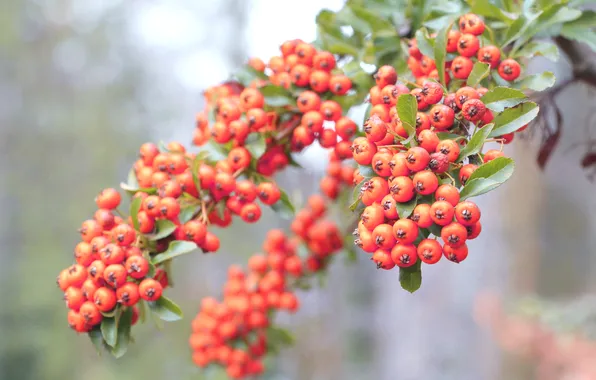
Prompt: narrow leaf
<box><xmin>179</xmin><ymin>205</ymin><xmax>200</xmax><ymax>224</ymax></box>
<box><xmin>399</xmin><ymin>260</ymin><xmax>422</xmax><ymax>293</ymax></box>
<box><xmin>146</xmin><ymin>220</ymin><xmax>177</xmax><ymax>241</ymax></box>
<box><xmin>515</xmin><ymin>41</ymin><xmax>559</xmax><ymax>61</ymax></box>
<box><xmin>245</xmin><ymin>133</ymin><xmax>267</xmax><ymax>159</ymax></box>
<box><xmin>129</xmin><ymin>196</ymin><xmax>142</xmax><ymax>232</ymax></box>
<box><xmin>111</xmin><ymin>307</ymin><xmax>133</xmax><ymax>358</ymax></box>
<box><xmin>396</xmin><ymin>94</ymin><xmax>418</xmax><ymax>138</ymax></box>
<box><xmin>459</xmin><ymin>157</ymin><xmax>515</xmax><ymax>199</ymax></box>
<box><xmin>88</xmin><ymin>328</ymin><xmax>105</xmax><ymax>355</ymax></box>
<box><xmin>434</xmin><ymin>23</ymin><xmax>452</xmax><ymax>87</ymax></box>
<box><xmin>270</xmin><ymin>189</ymin><xmax>296</xmax><ymax>219</ymax></box>
<box><xmin>466</xmin><ymin>62</ymin><xmax>491</xmax><ymax>87</ymax></box>
<box><xmin>349</xmin><ymin>179</ymin><xmax>366</xmax><ymax>212</ymax></box>
<box><xmin>490</xmin><ymin>102</ymin><xmax>540</xmax><ymax>137</ymax></box>
<box><xmin>415</xmin><ymin>28</ymin><xmax>435</xmax><ymax>58</ymax></box>
<box><xmin>148</xmin><ymin>296</ymin><xmax>184</xmax><ymax>322</ymax></box>
<box><xmin>502</xmin><ymin>15</ymin><xmax>528</xmax><ymax>47</ymax></box>
<box><xmin>458</xmin><ymin>123</ymin><xmax>495</xmax><ymax>160</ymax></box>
<box><xmin>480</xmin><ymin>87</ymin><xmax>527</xmax><ymax>113</ymax></box>
<box><xmin>152</xmin><ymin>240</ymin><xmax>198</xmax><ymax>265</ymax></box>
<box><xmin>516</xmin><ymin>72</ymin><xmax>556</xmax><ymax>92</ymax></box>
<box><xmin>395</xmin><ymin>197</ymin><xmax>417</xmax><ymax>219</ymax></box>
<box><xmin>259</xmin><ymin>85</ymin><xmax>294</xmax><ymax>107</ymax></box>
<box><xmin>100</xmin><ymin>317</ymin><xmax>118</xmax><ymax>348</ymax></box>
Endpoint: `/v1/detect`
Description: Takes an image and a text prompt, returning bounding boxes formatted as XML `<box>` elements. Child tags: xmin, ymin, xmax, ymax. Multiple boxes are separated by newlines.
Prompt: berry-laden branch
<box><xmin>54</xmin><ymin>0</ymin><xmax>596</xmax><ymax>376</ymax></box>
<box><xmin>56</xmin><ymin>40</ymin><xmax>360</xmax><ymax>360</ymax></box>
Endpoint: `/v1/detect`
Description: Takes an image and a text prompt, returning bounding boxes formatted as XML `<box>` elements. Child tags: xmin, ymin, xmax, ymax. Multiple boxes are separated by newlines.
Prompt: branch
<box><xmin>554</xmin><ymin>36</ymin><xmax>596</xmax><ymax>87</ymax></box>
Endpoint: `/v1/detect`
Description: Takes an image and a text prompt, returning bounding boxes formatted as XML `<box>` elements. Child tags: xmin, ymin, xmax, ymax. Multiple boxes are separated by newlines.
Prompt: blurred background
<box><xmin>1</xmin><ymin>1</ymin><xmax>595</xmax><ymax>379</ymax></box>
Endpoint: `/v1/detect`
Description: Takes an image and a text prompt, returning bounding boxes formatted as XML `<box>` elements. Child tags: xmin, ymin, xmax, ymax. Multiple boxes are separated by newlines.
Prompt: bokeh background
<box><xmin>1</xmin><ymin>1</ymin><xmax>595</xmax><ymax>379</ymax></box>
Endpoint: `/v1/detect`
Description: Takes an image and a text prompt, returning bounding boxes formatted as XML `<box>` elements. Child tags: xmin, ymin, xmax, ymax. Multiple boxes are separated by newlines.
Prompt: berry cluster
<box><xmin>192</xmin><ymin>40</ymin><xmax>356</xmax><ymax>177</ymax></box>
<box><xmin>351</xmin><ymin>13</ymin><xmax>530</xmax><ymax>269</ymax></box>
<box><xmin>57</xmin><ymin>188</ymin><xmax>163</xmax><ymax>333</ymax></box>
<box><xmin>190</xmin><ymin>194</ymin><xmax>344</xmax><ymax>378</ymax></box>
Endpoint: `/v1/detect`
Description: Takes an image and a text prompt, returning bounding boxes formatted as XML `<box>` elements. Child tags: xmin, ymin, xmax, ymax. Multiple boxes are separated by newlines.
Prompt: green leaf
<box><xmin>513</xmin><ymin>5</ymin><xmax>582</xmax><ymax>51</ymax></box>
<box><xmin>259</xmin><ymin>85</ymin><xmax>294</xmax><ymax>107</ymax></box>
<box><xmin>502</xmin><ymin>14</ymin><xmax>528</xmax><ymax>47</ymax></box>
<box><xmin>245</xmin><ymin>133</ymin><xmax>267</xmax><ymax>159</ymax></box>
<box><xmin>516</xmin><ymin>72</ymin><xmax>556</xmax><ymax>92</ymax></box>
<box><xmin>466</xmin><ymin>62</ymin><xmax>491</xmax><ymax>87</ymax></box>
<box><xmin>88</xmin><ymin>328</ymin><xmax>105</xmax><ymax>355</ymax></box>
<box><xmin>415</xmin><ymin>28</ymin><xmax>435</xmax><ymax>58</ymax></box>
<box><xmin>349</xmin><ymin>179</ymin><xmax>366</xmax><ymax>212</ymax></box>
<box><xmin>270</xmin><ymin>189</ymin><xmax>295</xmax><ymax>219</ymax></box>
<box><xmin>148</xmin><ymin>296</ymin><xmax>184</xmax><ymax>322</ymax></box>
<box><xmin>490</xmin><ymin>102</ymin><xmax>540</xmax><ymax>137</ymax></box>
<box><xmin>458</xmin><ymin>123</ymin><xmax>495</xmax><ymax>161</ymax></box>
<box><xmin>481</xmin><ymin>87</ymin><xmax>527</xmax><ymax>113</ymax></box>
<box><xmin>146</xmin><ymin>219</ymin><xmax>177</xmax><ymax>241</ymax></box>
<box><xmin>120</xmin><ymin>169</ymin><xmax>157</xmax><ymax>195</ymax></box>
<box><xmin>151</xmin><ymin>240</ymin><xmax>198</xmax><ymax>265</ymax></box>
<box><xmin>434</xmin><ymin>23</ymin><xmax>452</xmax><ymax>87</ymax></box>
<box><xmin>515</xmin><ymin>41</ymin><xmax>559</xmax><ymax>61</ymax></box>
<box><xmin>358</xmin><ymin>165</ymin><xmax>375</xmax><ymax>178</ymax></box>
<box><xmin>129</xmin><ymin>196</ymin><xmax>142</xmax><ymax>232</ymax></box>
<box><xmin>179</xmin><ymin>205</ymin><xmax>199</xmax><ymax>224</ymax></box>
<box><xmin>110</xmin><ymin>307</ymin><xmax>133</xmax><ymax>358</ymax></box>
<box><xmin>266</xmin><ymin>326</ymin><xmax>295</xmax><ymax>346</ymax></box>
<box><xmin>399</xmin><ymin>260</ymin><xmax>422</xmax><ymax>293</ymax></box>
<box><xmin>234</xmin><ymin>65</ymin><xmax>267</xmax><ymax>87</ymax></box>
<box><xmin>561</xmin><ymin>28</ymin><xmax>596</xmax><ymax>52</ymax></box>
<box><xmin>468</xmin><ymin>0</ymin><xmax>514</xmax><ymax>23</ymax></box>
<box><xmin>191</xmin><ymin>151</ymin><xmax>209</xmax><ymax>193</ymax></box>
<box><xmin>396</xmin><ymin>94</ymin><xmax>418</xmax><ymax>139</ymax></box>
<box><xmin>395</xmin><ymin>197</ymin><xmax>417</xmax><ymax>219</ymax></box>
<box><xmin>319</xmin><ymin>31</ymin><xmax>360</xmax><ymax>56</ymax></box>
<box><xmin>459</xmin><ymin>157</ymin><xmax>515</xmax><ymax>200</ymax></box>
<box><xmin>101</xmin><ymin>316</ymin><xmax>118</xmax><ymax>348</ymax></box>
<box><xmin>348</xmin><ymin>5</ymin><xmax>394</xmax><ymax>33</ymax></box>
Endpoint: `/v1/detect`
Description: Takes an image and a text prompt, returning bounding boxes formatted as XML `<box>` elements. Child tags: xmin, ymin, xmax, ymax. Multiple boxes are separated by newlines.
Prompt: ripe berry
<box><xmin>320</xmin><ymin>100</ymin><xmax>342</xmax><ymax>121</ymax></box>
<box><xmin>67</xmin><ymin>310</ymin><xmax>88</xmax><ymax>333</ymax></box>
<box><xmin>125</xmin><ymin>255</ymin><xmax>150</xmax><ymax>279</ymax></box>
<box><xmin>202</xmin><ymin>232</ymin><xmax>220</xmax><ymax>252</ymax></box>
<box><xmin>417</xmin><ymin>239</ymin><xmax>443</xmax><ymax>264</ymax></box>
<box><xmin>99</xmin><ymin>243</ymin><xmax>125</xmax><ymax>265</ymax></box>
<box><xmin>443</xmin><ymin>244</ymin><xmax>469</xmax><ymax>263</ymax></box>
<box><xmin>240</xmin><ymin>203</ymin><xmax>262</xmax><ymax>223</ymax></box>
<box><xmin>139</xmin><ymin>278</ymin><xmax>163</xmax><ymax>302</ymax></box>
<box><xmin>389</xmin><ymin>176</ymin><xmax>415</xmax><ymax>203</ymax></box>
<box><xmin>429</xmin><ymin>104</ymin><xmax>455</xmax><ymax>130</ymax></box>
<box><xmin>103</xmin><ymin>264</ymin><xmax>128</xmax><ymax>288</ymax></box>
<box><xmin>390</xmin><ymin>244</ymin><xmax>418</xmax><ymax>268</ymax></box>
<box><xmin>429</xmin><ymin>200</ymin><xmax>455</xmax><ymax>226</ymax></box>
<box><xmin>412</xmin><ymin>170</ymin><xmax>439</xmax><ymax>195</ymax></box>
<box><xmin>483</xmin><ymin>149</ymin><xmax>505</xmax><ymax>162</ymax></box>
<box><xmin>466</xmin><ymin>222</ymin><xmax>482</xmax><ymax>239</ymax></box>
<box><xmin>454</xmin><ymin>201</ymin><xmax>481</xmax><ymax>226</ymax></box>
<box><xmin>446</xmin><ymin>30</ymin><xmax>461</xmax><ymax>53</ymax></box>
<box><xmin>441</xmin><ymin>222</ymin><xmax>468</xmax><ymax>248</ymax></box>
<box><xmin>374</xmin><ymin>65</ymin><xmax>397</xmax><ymax>88</ymax></box>
<box><xmin>392</xmin><ymin>218</ymin><xmax>419</xmax><ymax>244</ymax></box>
<box><xmin>381</xmin><ymin>194</ymin><xmax>399</xmax><ymax>219</ymax></box>
<box><xmin>410</xmin><ymin>203</ymin><xmax>433</xmax><ymax>228</ymax></box>
<box><xmin>477</xmin><ymin>45</ymin><xmax>501</xmax><ymax>68</ymax></box>
<box><xmin>450</xmin><ymin>56</ymin><xmax>474</xmax><ymax>80</ymax></box>
<box><xmin>361</xmin><ymin>203</ymin><xmax>385</xmax><ymax>231</ymax></box>
<box><xmin>435</xmin><ymin>184</ymin><xmax>460</xmax><ymax>206</ymax></box>
<box><xmin>95</xmin><ymin>188</ymin><xmax>121</xmax><ymax>210</ymax></box>
<box><xmin>64</xmin><ymin>287</ymin><xmax>85</xmax><ymax>311</ymax></box>
<box><xmin>389</xmin><ymin>153</ymin><xmax>410</xmax><ymax>177</ymax></box>
<box><xmin>459</xmin><ymin>14</ymin><xmax>485</xmax><ymax>35</ymax></box>
<box><xmin>352</xmin><ymin>137</ymin><xmax>378</xmax><ymax>166</ymax></box>
<box><xmin>436</xmin><ymin>140</ymin><xmax>460</xmax><ymax>162</ymax></box>
<box><xmin>116</xmin><ymin>282</ymin><xmax>141</xmax><ymax>306</ymax></box>
<box><xmin>461</xmin><ymin>99</ymin><xmax>487</xmax><ymax>122</ymax></box>
<box><xmin>457</xmin><ymin>34</ymin><xmax>480</xmax><ymax>57</ymax></box>
<box><xmin>111</xmin><ymin>224</ymin><xmax>136</xmax><ymax>247</ymax></box>
<box><xmin>418</xmin><ymin>130</ymin><xmax>440</xmax><ymax>152</ymax></box>
<box><xmin>455</xmin><ymin>86</ymin><xmax>480</xmax><ymax>109</ymax></box>
<box><xmin>79</xmin><ymin>301</ymin><xmax>102</xmax><ymax>326</ymax></box>
<box><xmin>428</xmin><ymin>152</ymin><xmax>450</xmax><ymax>173</ymax></box>
<box><xmin>329</xmin><ymin>75</ymin><xmax>352</xmax><ymax>95</ymax></box>
<box><xmin>93</xmin><ymin>287</ymin><xmax>117</xmax><ymax>312</ymax></box>
<box><xmin>459</xmin><ymin>164</ymin><xmax>477</xmax><ymax>184</ymax></box>
<box><xmin>372</xmin><ymin>249</ymin><xmax>395</xmax><ymax>270</ymax></box>
<box><xmin>364</xmin><ymin>115</ymin><xmax>388</xmax><ymax>143</ymax></box>
<box><xmin>421</xmin><ymin>81</ymin><xmax>444</xmax><ymax>105</ymax></box>
<box><xmin>406</xmin><ymin>147</ymin><xmax>431</xmax><ymax>172</ymax></box>
<box><xmin>372</xmin><ymin>224</ymin><xmax>396</xmax><ymax>250</ymax></box>
<box><xmin>498</xmin><ymin>59</ymin><xmax>521</xmax><ymax>81</ymax></box>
